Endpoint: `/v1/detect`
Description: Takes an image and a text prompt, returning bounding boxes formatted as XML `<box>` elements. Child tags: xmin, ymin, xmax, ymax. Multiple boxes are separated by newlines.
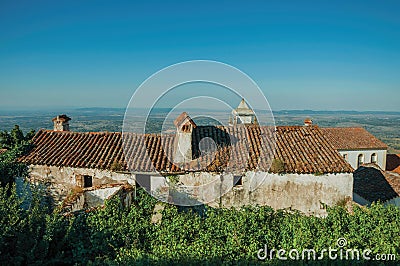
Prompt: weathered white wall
<box><xmin>169</xmin><ymin>172</ymin><xmax>224</xmax><ymax>207</ymax></box>
<box><xmin>339</xmin><ymin>149</ymin><xmax>386</xmax><ymax>170</ymax></box>
<box><xmin>156</xmin><ymin>171</ymin><xmax>353</xmax><ymax>216</ymax></box>
<box><xmin>28</xmin><ymin>165</ymin><xmax>135</xmax><ymax>205</ymax></box>
<box><xmin>173</xmin><ymin>131</ymin><xmax>192</xmax><ymax>163</ymax></box>
<box><xmin>84</xmin><ymin>186</ymin><xmax>121</xmax><ymax>207</ymax></box>
<box><xmin>220</xmin><ymin>172</ymin><xmax>353</xmax><ymax>216</ymax></box>
<box><xmin>151</xmin><ymin>175</ymin><xmax>169</xmax><ymax>201</ymax></box>
<box><xmin>28</xmin><ymin>164</ymin><xmax>354</xmax><ymax>215</ymax></box>
<box><xmin>64</xmin><ymin>186</ymin><xmax>134</xmax><ymax>212</ymax></box>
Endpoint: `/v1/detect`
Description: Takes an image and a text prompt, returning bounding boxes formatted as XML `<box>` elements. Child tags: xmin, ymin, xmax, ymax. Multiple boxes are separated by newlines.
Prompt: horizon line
<box><xmin>1</xmin><ymin>107</ymin><xmax>400</xmax><ymax>114</ymax></box>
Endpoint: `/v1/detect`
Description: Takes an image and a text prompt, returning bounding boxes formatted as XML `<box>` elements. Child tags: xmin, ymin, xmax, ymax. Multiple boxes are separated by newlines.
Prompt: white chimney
<box><xmin>52</xmin><ymin>114</ymin><xmax>71</xmax><ymax>131</ymax></box>
<box><xmin>173</xmin><ymin>112</ymin><xmax>196</xmax><ymax>164</ymax></box>
<box><xmin>304</xmin><ymin>118</ymin><xmax>313</xmax><ymax>127</ymax></box>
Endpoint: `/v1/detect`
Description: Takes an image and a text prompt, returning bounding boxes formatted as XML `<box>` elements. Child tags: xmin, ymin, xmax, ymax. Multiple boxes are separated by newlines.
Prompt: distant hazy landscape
<box><xmin>1</xmin><ymin>108</ymin><xmax>399</xmax><ymax>153</ymax></box>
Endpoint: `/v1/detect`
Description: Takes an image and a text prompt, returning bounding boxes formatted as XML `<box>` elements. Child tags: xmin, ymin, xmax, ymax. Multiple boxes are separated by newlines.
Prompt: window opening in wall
<box><xmin>357</xmin><ymin>154</ymin><xmax>364</xmax><ymax>168</ymax></box>
<box><xmin>233</xmin><ymin>175</ymin><xmax>243</xmax><ymax>187</ymax></box>
<box><xmin>83</xmin><ymin>175</ymin><xmax>92</xmax><ymax>188</ymax></box>
<box><xmin>371</xmin><ymin>153</ymin><xmax>377</xmax><ymax>164</ymax></box>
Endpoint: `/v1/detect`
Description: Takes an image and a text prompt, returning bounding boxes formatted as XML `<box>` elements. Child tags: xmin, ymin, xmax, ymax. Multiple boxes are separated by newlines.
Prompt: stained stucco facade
<box><xmin>26</xmin><ymin>164</ymin><xmax>352</xmax><ymax>215</ymax></box>
<box><xmin>27</xmin><ymin>164</ymin><xmax>135</xmax><ymax>205</ymax></box>
<box><xmin>151</xmin><ymin>171</ymin><xmax>353</xmax><ymax>216</ymax></box>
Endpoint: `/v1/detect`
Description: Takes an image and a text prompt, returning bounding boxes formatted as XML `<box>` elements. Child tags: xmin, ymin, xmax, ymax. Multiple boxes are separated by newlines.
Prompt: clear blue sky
<box><xmin>0</xmin><ymin>0</ymin><xmax>399</xmax><ymax>111</ymax></box>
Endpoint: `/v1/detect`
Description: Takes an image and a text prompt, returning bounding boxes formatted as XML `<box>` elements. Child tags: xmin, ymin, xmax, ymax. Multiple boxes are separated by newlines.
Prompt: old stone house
<box><xmin>321</xmin><ymin>127</ymin><xmax>388</xmax><ymax>170</ymax></box>
<box><xmin>18</xmin><ymin>109</ymin><xmax>355</xmax><ymax>215</ymax></box>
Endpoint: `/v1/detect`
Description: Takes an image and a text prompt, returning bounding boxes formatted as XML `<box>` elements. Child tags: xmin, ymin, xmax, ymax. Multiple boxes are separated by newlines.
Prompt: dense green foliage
<box><xmin>0</xmin><ymin>125</ymin><xmax>34</xmax><ymax>187</ymax></box>
<box><xmin>0</xmin><ymin>125</ymin><xmax>35</xmax><ymax>150</ymax></box>
<box><xmin>0</xmin><ymin>186</ymin><xmax>399</xmax><ymax>265</ymax></box>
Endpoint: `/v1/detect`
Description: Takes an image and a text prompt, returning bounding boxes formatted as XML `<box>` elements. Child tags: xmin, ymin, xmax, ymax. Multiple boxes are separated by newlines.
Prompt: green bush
<box><xmin>0</xmin><ymin>187</ymin><xmax>399</xmax><ymax>265</ymax></box>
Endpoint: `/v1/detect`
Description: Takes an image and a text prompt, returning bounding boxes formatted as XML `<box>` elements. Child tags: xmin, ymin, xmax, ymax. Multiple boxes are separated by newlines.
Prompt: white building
<box><xmin>321</xmin><ymin>127</ymin><xmax>388</xmax><ymax>170</ymax></box>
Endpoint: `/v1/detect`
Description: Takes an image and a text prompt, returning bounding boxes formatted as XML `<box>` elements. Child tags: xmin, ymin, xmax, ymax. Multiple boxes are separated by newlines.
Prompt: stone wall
<box><xmin>173</xmin><ymin>131</ymin><xmax>193</xmax><ymax>163</ymax></box>
<box><xmin>221</xmin><ymin>172</ymin><xmax>353</xmax><ymax>215</ymax></box>
<box><xmin>28</xmin><ymin>165</ymin><xmax>135</xmax><ymax>206</ymax></box>
<box><xmin>28</xmin><ymin>164</ymin><xmax>353</xmax><ymax>216</ymax></box>
<box><xmin>85</xmin><ymin>186</ymin><xmax>121</xmax><ymax>208</ymax></box>
<box><xmin>155</xmin><ymin>171</ymin><xmax>353</xmax><ymax>216</ymax></box>
<box><xmin>69</xmin><ymin>193</ymin><xmax>85</xmax><ymax>212</ymax></box>
<box><xmin>62</xmin><ymin>185</ymin><xmax>134</xmax><ymax>212</ymax></box>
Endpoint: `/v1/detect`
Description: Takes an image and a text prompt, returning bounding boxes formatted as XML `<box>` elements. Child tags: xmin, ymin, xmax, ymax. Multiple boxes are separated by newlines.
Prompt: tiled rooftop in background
<box><xmin>386</xmin><ymin>154</ymin><xmax>400</xmax><ymax>174</ymax></box>
<box><xmin>19</xmin><ymin>125</ymin><xmax>353</xmax><ymax>174</ymax></box>
<box><xmin>354</xmin><ymin>165</ymin><xmax>400</xmax><ymax>202</ymax></box>
<box><xmin>321</xmin><ymin>127</ymin><xmax>388</xmax><ymax>150</ymax></box>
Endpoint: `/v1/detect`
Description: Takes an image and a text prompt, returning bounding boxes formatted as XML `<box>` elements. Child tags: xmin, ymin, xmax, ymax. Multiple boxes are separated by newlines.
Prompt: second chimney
<box><xmin>173</xmin><ymin>112</ymin><xmax>196</xmax><ymax>164</ymax></box>
<box><xmin>304</xmin><ymin>118</ymin><xmax>313</xmax><ymax>127</ymax></box>
<box><xmin>52</xmin><ymin>114</ymin><xmax>71</xmax><ymax>131</ymax></box>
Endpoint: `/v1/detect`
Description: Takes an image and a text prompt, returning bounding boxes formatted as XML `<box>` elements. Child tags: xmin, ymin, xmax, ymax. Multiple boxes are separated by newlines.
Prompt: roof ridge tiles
<box><xmin>19</xmin><ymin>125</ymin><xmax>354</xmax><ymax>174</ymax></box>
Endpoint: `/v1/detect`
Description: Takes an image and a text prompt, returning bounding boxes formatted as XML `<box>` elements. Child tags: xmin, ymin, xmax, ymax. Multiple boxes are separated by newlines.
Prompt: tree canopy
<box><xmin>0</xmin><ymin>125</ymin><xmax>35</xmax><ymax>187</ymax></box>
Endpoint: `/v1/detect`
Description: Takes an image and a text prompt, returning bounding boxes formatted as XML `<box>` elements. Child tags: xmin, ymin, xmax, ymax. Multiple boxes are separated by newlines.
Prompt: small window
<box><xmin>181</xmin><ymin>124</ymin><xmax>191</xmax><ymax>133</ymax></box>
<box><xmin>357</xmin><ymin>154</ymin><xmax>364</xmax><ymax>168</ymax></box>
<box><xmin>343</xmin><ymin>154</ymin><xmax>348</xmax><ymax>161</ymax></box>
<box><xmin>83</xmin><ymin>175</ymin><xmax>92</xmax><ymax>188</ymax></box>
<box><xmin>371</xmin><ymin>153</ymin><xmax>377</xmax><ymax>164</ymax></box>
<box><xmin>233</xmin><ymin>175</ymin><xmax>243</xmax><ymax>187</ymax></box>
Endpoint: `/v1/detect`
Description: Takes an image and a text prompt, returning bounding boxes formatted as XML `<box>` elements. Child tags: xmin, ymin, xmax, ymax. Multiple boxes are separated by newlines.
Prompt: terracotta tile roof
<box><xmin>18</xmin><ymin>130</ymin><xmax>126</xmax><ymax>170</ymax></box>
<box><xmin>0</xmin><ymin>149</ymin><xmax>7</xmax><ymax>155</ymax></box>
<box><xmin>273</xmin><ymin>126</ymin><xmax>353</xmax><ymax>173</ymax></box>
<box><xmin>354</xmin><ymin>165</ymin><xmax>400</xmax><ymax>202</ymax></box>
<box><xmin>386</xmin><ymin>154</ymin><xmax>400</xmax><ymax>174</ymax></box>
<box><xmin>173</xmin><ymin>112</ymin><xmax>196</xmax><ymax>128</ymax></box>
<box><xmin>18</xmin><ymin>125</ymin><xmax>353</xmax><ymax>174</ymax></box>
<box><xmin>321</xmin><ymin>127</ymin><xmax>388</xmax><ymax>150</ymax></box>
